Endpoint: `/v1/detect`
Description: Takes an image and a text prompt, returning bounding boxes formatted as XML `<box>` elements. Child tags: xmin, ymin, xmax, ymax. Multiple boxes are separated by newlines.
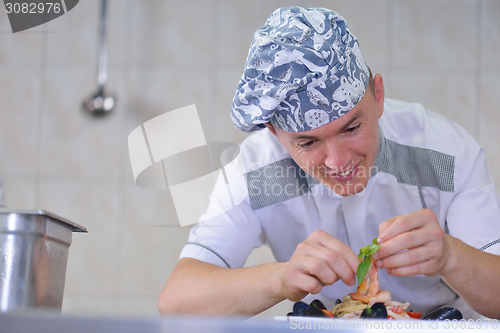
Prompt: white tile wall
<box><xmin>480</xmin><ymin>72</ymin><xmax>500</xmax><ymax>193</ymax></box>
<box><xmin>46</xmin><ymin>0</ymin><xmax>100</xmax><ymax>66</ymax></box>
<box><xmin>0</xmin><ymin>8</ymin><xmax>43</xmax><ymax>63</ymax></box>
<box><xmin>0</xmin><ymin>0</ymin><xmax>499</xmax><ymax>318</ymax></box>
<box><xmin>130</xmin><ymin>0</ymin><xmax>215</xmax><ymax>66</ymax></box>
<box><xmin>481</xmin><ymin>0</ymin><xmax>500</xmax><ymax>69</ymax></box>
<box><xmin>391</xmin><ymin>69</ymin><xmax>477</xmax><ymax>135</ymax></box>
<box><xmin>393</xmin><ymin>0</ymin><xmax>477</xmax><ymax>69</ymax></box>
<box><xmin>40</xmin><ymin>67</ymin><xmax>125</xmax><ymax>179</ymax></box>
<box><xmin>0</xmin><ymin>66</ymin><xmax>40</xmax><ymax>176</ymax></box>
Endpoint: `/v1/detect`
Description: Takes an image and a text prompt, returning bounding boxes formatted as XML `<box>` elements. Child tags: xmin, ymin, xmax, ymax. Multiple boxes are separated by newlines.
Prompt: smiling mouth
<box><xmin>336</xmin><ymin>167</ymin><xmax>355</xmax><ymax>177</ymax></box>
<box><xmin>326</xmin><ymin>162</ymin><xmax>361</xmax><ymax>179</ymax></box>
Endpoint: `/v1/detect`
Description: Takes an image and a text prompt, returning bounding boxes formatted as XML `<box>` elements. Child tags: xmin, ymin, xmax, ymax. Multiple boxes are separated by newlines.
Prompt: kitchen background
<box><xmin>0</xmin><ymin>0</ymin><xmax>499</xmax><ymax>318</ymax></box>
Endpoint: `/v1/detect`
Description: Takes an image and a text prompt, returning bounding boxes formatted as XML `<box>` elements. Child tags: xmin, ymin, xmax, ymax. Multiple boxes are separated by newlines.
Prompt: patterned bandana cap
<box><xmin>230</xmin><ymin>7</ymin><xmax>370</xmax><ymax>133</ymax></box>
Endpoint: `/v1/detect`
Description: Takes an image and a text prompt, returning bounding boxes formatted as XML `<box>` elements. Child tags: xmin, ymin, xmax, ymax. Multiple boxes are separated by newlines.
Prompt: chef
<box><xmin>159</xmin><ymin>7</ymin><xmax>500</xmax><ymax>319</ymax></box>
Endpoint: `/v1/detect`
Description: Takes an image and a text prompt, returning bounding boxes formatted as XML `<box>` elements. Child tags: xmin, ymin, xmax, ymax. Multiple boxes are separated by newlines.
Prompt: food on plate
<box><xmin>356</xmin><ymin>238</ymin><xmax>381</xmax><ymax>284</ymax></box>
<box><xmin>287</xmin><ymin>239</ymin><xmax>461</xmax><ymax>320</ymax></box>
<box><xmin>287</xmin><ymin>299</ymin><xmax>334</xmax><ymax>318</ymax></box>
<box><xmin>332</xmin><ymin>239</ymin><xmax>420</xmax><ymax>319</ymax></box>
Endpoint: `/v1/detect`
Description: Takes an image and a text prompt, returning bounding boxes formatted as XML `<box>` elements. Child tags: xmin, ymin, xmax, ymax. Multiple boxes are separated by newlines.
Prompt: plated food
<box><xmin>287</xmin><ymin>239</ymin><xmax>462</xmax><ymax>320</ymax></box>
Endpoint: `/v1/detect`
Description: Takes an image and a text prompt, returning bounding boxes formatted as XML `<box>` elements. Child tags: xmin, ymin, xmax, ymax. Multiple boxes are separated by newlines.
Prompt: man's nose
<box><xmin>323</xmin><ymin>141</ymin><xmax>350</xmax><ymax>171</ymax></box>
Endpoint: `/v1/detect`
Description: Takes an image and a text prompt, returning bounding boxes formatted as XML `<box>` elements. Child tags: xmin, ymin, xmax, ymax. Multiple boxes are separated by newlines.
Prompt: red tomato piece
<box><xmin>406</xmin><ymin>312</ymin><xmax>422</xmax><ymax>319</ymax></box>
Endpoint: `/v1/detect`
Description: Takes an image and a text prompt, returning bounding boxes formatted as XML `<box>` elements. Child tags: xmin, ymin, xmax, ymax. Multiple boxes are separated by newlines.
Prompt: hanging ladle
<box><xmin>82</xmin><ymin>0</ymin><xmax>115</xmax><ymax>116</ymax></box>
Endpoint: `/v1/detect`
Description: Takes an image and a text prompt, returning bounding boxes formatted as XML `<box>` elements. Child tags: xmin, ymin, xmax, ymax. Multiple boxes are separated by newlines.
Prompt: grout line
<box><xmin>474</xmin><ymin>0</ymin><xmax>483</xmax><ymax>144</ymax></box>
<box><xmin>33</xmin><ymin>20</ymin><xmax>50</xmax><ymax>208</ymax></box>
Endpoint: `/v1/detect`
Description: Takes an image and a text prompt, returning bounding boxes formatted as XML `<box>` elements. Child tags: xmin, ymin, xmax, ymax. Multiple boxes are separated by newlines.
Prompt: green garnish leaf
<box><xmin>356</xmin><ymin>238</ymin><xmax>382</xmax><ymax>285</ymax></box>
<box><xmin>365</xmin><ymin>244</ymin><xmax>382</xmax><ymax>256</ymax></box>
<box><xmin>356</xmin><ymin>258</ymin><xmax>371</xmax><ymax>283</ymax></box>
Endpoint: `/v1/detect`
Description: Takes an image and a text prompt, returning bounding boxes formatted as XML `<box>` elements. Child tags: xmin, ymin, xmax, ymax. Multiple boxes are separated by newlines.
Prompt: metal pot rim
<box><xmin>0</xmin><ymin>209</ymin><xmax>87</xmax><ymax>233</ymax></box>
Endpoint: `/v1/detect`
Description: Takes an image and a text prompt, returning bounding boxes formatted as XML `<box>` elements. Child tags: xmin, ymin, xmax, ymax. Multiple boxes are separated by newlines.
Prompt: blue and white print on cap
<box><xmin>230</xmin><ymin>7</ymin><xmax>370</xmax><ymax>133</ymax></box>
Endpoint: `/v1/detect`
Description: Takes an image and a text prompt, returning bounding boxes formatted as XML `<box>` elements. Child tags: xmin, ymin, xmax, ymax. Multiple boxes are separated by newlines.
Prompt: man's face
<box><xmin>267</xmin><ymin>74</ymin><xmax>385</xmax><ymax>196</ymax></box>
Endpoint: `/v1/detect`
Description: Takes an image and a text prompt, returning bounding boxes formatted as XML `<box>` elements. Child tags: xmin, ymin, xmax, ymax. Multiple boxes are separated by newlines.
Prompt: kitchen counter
<box><xmin>1</xmin><ymin>312</ymin><xmax>499</xmax><ymax>332</ymax></box>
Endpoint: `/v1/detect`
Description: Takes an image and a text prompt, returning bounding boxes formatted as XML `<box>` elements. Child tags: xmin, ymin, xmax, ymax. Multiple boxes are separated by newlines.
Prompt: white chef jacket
<box><xmin>180</xmin><ymin>98</ymin><xmax>500</xmax><ymax>319</ymax></box>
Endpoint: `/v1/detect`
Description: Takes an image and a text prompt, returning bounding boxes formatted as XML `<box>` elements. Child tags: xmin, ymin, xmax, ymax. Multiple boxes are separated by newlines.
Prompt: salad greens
<box><xmin>356</xmin><ymin>238</ymin><xmax>381</xmax><ymax>285</ymax></box>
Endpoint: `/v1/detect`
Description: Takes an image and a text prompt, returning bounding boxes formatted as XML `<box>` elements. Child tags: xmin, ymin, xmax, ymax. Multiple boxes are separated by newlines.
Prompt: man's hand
<box><xmin>374</xmin><ymin>209</ymin><xmax>450</xmax><ymax>277</ymax></box>
<box><xmin>280</xmin><ymin>230</ymin><xmax>359</xmax><ymax>301</ymax></box>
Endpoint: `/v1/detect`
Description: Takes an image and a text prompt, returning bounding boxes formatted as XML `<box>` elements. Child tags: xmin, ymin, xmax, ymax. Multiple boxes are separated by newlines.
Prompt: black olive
<box><xmin>292</xmin><ymin>301</ymin><xmax>309</xmax><ymax>316</ymax></box>
<box><xmin>361</xmin><ymin>302</ymin><xmax>388</xmax><ymax>319</ymax></box>
<box><xmin>422</xmin><ymin>307</ymin><xmax>463</xmax><ymax>320</ymax></box>
<box><xmin>302</xmin><ymin>299</ymin><xmax>328</xmax><ymax>317</ymax></box>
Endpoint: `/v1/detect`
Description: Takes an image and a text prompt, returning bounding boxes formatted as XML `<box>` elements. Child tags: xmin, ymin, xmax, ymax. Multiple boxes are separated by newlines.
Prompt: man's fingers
<box><xmin>312</xmin><ymin>230</ymin><xmax>359</xmax><ymax>274</ymax></box>
<box><xmin>374</xmin><ymin>210</ymin><xmax>446</xmax><ymax>278</ymax></box>
<box><xmin>318</xmin><ymin>248</ymin><xmax>357</xmax><ymax>286</ymax></box>
<box><xmin>377</xmin><ymin>246</ymin><xmax>432</xmax><ymax>269</ymax></box>
<box><xmin>299</xmin><ymin>247</ymin><xmax>356</xmax><ymax>287</ymax></box>
<box><xmin>376</xmin><ymin>228</ymin><xmax>426</xmax><ymax>259</ymax></box>
<box><xmin>299</xmin><ymin>257</ymin><xmax>337</xmax><ymax>286</ymax></box>
<box><xmin>378</xmin><ymin>209</ymin><xmax>436</xmax><ymax>243</ymax></box>
<box><xmin>378</xmin><ymin>215</ymin><xmax>400</xmax><ymax>238</ymax></box>
<box><xmin>385</xmin><ymin>259</ymin><xmax>438</xmax><ymax>277</ymax></box>
<box><xmin>283</xmin><ymin>274</ymin><xmax>322</xmax><ymax>301</ymax></box>
<box><xmin>289</xmin><ymin>230</ymin><xmax>358</xmax><ymax>290</ymax></box>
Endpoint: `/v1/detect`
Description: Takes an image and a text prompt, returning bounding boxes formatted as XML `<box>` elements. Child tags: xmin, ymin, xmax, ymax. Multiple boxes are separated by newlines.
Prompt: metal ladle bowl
<box><xmin>82</xmin><ymin>0</ymin><xmax>115</xmax><ymax>117</ymax></box>
<box><xmin>82</xmin><ymin>86</ymin><xmax>115</xmax><ymax>116</ymax></box>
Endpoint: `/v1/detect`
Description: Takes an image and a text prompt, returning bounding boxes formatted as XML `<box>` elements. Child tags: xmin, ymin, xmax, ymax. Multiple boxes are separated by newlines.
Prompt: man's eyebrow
<box><xmin>289</xmin><ymin>112</ymin><xmax>362</xmax><ymax>141</ymax></box>
<box><xmin>338</xmin><ymin>114</ymin><xmax>360</xmax><ymax>132</ymax></box>
<box><xmin>290</xmin><ymin>134</ymin><xmax>316</xmax><ymax>141</ymax></box>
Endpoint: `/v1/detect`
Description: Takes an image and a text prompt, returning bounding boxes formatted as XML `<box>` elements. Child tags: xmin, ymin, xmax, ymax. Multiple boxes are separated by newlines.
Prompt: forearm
<box><xmin>440</xmin><ymin>235</ymin><xmax>500</xmax><ymax>319</ymax></box>
<box><xmin>158</xmin><ymin>258</ymin><xmax>287</xmax><ymax>316</ymax></box>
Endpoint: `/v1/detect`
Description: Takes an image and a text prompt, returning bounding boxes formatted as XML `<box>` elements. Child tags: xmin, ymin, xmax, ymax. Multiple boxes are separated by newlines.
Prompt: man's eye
<box><xmin>345</xmin><ymin>124</ymin><xmax>360</xmax><ymax>133</ymax></box>
<box><xmin>299</xmin><ymin>140</ymin><xmax>315</xmax><ymax>148</ymax></box>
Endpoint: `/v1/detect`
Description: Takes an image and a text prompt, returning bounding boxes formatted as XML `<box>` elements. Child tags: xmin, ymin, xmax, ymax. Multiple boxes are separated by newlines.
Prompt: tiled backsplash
<box><xmin>0</xmin><ymin>0</ymin><xmax>498</xmax><ymax>317</ymax></box>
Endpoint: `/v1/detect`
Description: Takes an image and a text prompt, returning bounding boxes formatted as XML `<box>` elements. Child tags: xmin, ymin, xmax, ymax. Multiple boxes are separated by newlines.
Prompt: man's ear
<box><xmin>264</xmin><ymin>122</ymin><xmax>277</xmax><ymax>135</ymax></box>
<box><xmin>373</xmin><ymin>74</ymin><xmax>385</xmax><ymax>118</ymax></box>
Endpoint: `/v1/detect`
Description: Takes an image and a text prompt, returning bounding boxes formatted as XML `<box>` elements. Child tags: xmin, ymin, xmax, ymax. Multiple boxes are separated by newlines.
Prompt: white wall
<box><xmin>0</xmin><ymin>0</ymin><xmax>498</xmax><ymax>317</ymax></box>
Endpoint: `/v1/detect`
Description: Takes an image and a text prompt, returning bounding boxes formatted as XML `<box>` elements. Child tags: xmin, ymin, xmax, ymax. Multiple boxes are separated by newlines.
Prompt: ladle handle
<box><xmin>97</xmin><ymin>0</ymin><xmax>108</xmax><ymax>88</ymax></box>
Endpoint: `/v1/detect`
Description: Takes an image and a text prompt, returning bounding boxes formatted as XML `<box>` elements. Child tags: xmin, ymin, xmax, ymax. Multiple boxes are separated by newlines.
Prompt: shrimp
<box><xmin>354</xmin><ymin>260</ymin><xmax>379</xmax><ymax>296</ymax></box>
<box><xmin>350</xmin><ymin>290</ymin><xmax>392</xmax><ymax>306</ymax></box>
<box><xmin>349</xmin><ymin>260</ymin><xmax>390</xmax><ymax>306</ymax></box>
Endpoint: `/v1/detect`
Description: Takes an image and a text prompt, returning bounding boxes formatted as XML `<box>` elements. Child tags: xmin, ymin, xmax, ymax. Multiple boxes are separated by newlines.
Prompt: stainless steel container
<box><xmin>0</xmin><ymin>209</ymin><xmax>87</xmax><ymax>313</ymax></box>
